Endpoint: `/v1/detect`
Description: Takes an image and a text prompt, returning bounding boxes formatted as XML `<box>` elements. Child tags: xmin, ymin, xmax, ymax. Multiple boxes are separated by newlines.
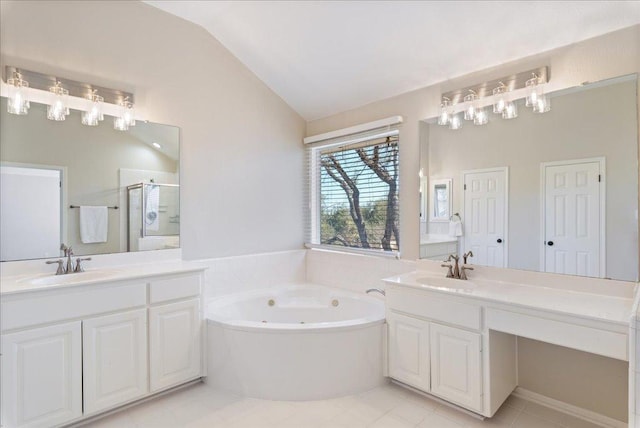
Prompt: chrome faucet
<box><xmin>46</xmin><ymin>244</ymin><xmax>91</xmax><ymax>275</ymax></box>
<box><xmin>46</xmin><ymin>259</ymin><xmax>66</xmax><ymax>275</ymax></box>
<box><xmin>64</xmin><ymin>246</ymin><xmax>74</xmax><ymax>273</ymax></box>
<box><xmin>448</xmin><ymin>254</ymin><xmax>461</xmax><ymax>278</ymax></box>
<box><xmin>74</xmin><ymin>257</ymin><xmax>92</xmax><ymax>273</ymax></box>
<box><xmin>441</xmin><ymin>253</ymin><xmax>474</xmax><ymax>280</ymax></box>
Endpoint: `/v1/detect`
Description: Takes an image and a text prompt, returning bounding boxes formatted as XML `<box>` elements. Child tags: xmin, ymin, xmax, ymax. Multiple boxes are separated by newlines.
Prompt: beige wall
<box><xmin>425</xmin><ymin>78</ymin><xmax>638</xmax><ymax>281</ymax></box>
<box><xmin>0</xmin><ymin>100</ymin><xmax>177</xmax><ymax>255</ymax></box>
<box><xmin>307</xmin><ymin>25</ymin><xmax>640</xmax><ymax>262</ymax></box>
<box><xmin>307</xmin><ymin>26</ymin><xmax>640</xmax><ymax>422</ymax></box>
<box><xmin>0</xmin><ymin>0</ymin><xmax>306</xmax><ymax>260</ymax></box>
<box><xmin>518</xmin><ymin>338</ymin><xmax>628</xmax><ymax>421</ymax></box>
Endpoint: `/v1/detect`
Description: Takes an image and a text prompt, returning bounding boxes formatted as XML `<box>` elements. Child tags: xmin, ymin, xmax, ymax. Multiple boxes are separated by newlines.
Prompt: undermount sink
<box><xmin>19</xmin><ymin>270</ymin><xmax>122</xmax><ymax>286</ymax></box>
<box><xmin>416</xmin><ymin>276</ymin><xmax>477</xmax><ymax>290</ymax></box>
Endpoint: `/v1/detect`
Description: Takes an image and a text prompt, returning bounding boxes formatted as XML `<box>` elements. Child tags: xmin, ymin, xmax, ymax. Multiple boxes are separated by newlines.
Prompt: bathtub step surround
<box><xmin>383</xmin><ymin>260</ymin><xmax>634</xmax><ymax>426</ymax></box>
<box><xmin>82</xmin><ymin>380</ymin><xmax>606</xmax><ymax>428</ymax></box>
<box><xmin>1</xmin><ymin>253</ymin><xmax>206</xmax><ymax>428</ymax></box>
<box><xmin>206</xmin><ymin>284</ymin><xmax>386</xmax><ymax>400</ymax></box>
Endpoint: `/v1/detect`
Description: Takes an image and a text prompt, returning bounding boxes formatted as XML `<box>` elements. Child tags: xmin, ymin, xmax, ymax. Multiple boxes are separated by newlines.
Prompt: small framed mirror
<box><xmin>429</xmin><ymin>178</ymin><xmax>452</xmax><ymax>222</ymax></box>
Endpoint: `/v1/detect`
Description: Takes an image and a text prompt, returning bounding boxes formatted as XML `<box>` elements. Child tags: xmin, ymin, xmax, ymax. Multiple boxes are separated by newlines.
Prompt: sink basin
<box><xmin>20</xmin><ymin>270</ymin><xmax>122</xmax><ymax>286</ymax></box>
<box><xmin>416</xmin><ymin>276</ymin><xmax>477</xmax><ymax>290</ymax></box>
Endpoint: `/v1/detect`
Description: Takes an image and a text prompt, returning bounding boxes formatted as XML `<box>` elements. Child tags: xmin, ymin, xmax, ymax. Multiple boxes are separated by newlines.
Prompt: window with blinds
<box><xmin>306</xmin><ymin>128</ymin><xmax>400</xmax><ymax>254</ymax></box>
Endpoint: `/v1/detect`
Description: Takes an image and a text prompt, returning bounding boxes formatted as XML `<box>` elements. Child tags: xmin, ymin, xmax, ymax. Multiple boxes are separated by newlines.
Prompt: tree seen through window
<box><xmin>319</xmin><ymin>136</ymin><xmax>399</xmax><ymax>251</ymax></box>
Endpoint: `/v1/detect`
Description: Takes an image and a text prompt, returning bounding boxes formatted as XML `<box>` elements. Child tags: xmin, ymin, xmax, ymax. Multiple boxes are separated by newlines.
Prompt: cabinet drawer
<box><xmin>2</xmin><ymin>282</ymin><xmax>147</xmax><ymax>331</ymax></box>
<box><xmin>387</xmin><ymin>288</ymin><xmax>481</xmax><ymax>331</ymax></box>
<box><xmin>149</xmin><ymin>274</ymin><xmax>201</xmax><ymax>304</ymax></box>
<box><xmin>486</xmin><ymin>308</ymin><xmax>627</xmax><ymax>361</ymax></box>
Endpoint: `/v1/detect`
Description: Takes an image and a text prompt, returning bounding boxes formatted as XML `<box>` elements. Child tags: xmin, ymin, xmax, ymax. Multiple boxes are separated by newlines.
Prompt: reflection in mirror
<box><xmin>419</xmin><ymin>75</ymin><xmax>638</xmax><ymax>282</ymax></box>
<box><xmin>429</xmin><ymin>178</ymin><xmax>452</xmax><ymax>222</ymax></box>
<box><xmin>0</xmin><ymin>98</ymin><xmax>180</xmax><ymax>261</ymax></box>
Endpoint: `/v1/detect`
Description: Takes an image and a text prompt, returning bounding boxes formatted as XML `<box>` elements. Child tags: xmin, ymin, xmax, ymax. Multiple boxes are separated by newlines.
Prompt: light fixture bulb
<box><xmin>47</xmin><ymin>81</ymin><xmax>70</xmax><ymax>121</ymax></box>
<box><xmin>525</xmin><ymin>74</ymin><xmax>543</xmax><ymax>107</ymax></box>
<box><xmin>463</xmin><ymin>92</ymin><xmax>478</xmax><ymax>121</ymax></box>
<box><xmin>7</xmin><ymin>71</ymin><xmax>30</xmax><ymax>115</ymax></box>
<box><xmin>81</xmin><ymin>91</ymin><xmax>104</xmax><ymax>126</ymax></box>
<box><xmin>502</xmin><ymin>101</ymin><xmax>518</xmax><ymax>119</ymax></box>
<box><xmin>437</xmin><ymin>97</ymin><xmax>452</xmax><ymax>126</ymax></box>
<box><xmin>533</xmin><ymin>95</ymin><xmax>551</xmax><ymax>113</ymax></box>
<box><xmin>492</xmin><ymin>84</ymin><xmax>507</xmax><ymax>114</ymax></box>
<box><xmin>114</xmin><ymin>97</ymin><xmax>135</xmax><ymax>131</ymax></box>
<box><xmin>473</xmin><ymin>107</ymin><xmax>488</xmax><ymax>125</ymax></box>
<box><xmin>448</xmin><ymin>113</ymin><xmax>462</xmax><ymax>130</ymax></box>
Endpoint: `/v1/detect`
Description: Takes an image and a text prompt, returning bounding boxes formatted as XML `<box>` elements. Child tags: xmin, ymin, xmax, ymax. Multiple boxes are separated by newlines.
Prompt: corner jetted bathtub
<box><xmin>206</xmin><ymin>284</ymin><xmax>385</xmax><ymax>400</ymax></box>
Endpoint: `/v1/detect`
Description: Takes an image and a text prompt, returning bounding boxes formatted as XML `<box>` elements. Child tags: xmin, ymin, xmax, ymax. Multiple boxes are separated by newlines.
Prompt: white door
<box><xmin>543</xmin><ymin>160</ymin><xmax>603</xmax><ymax>277</ymax></box>
<box><xmin>83</xmin><ymin>309</ymin><xmax>148</xmax><ymax>415</ymax></box>
<box><xmin>387</xmin><ymin>312</ymin><xmax>430</xmax><ymax>392</ymax></box>
<box><xmin>0</xmin><ymin>166</ymin><xmax>62</xmax><ymax>261</ymax></box>
<box><xmin>1</xmin><ymin>322</ymin><xmax>82</xmax><ymax>428</ymax></box>
<box><xmin>463</xmin><ymin>169</ymin><xmax>507</xmax><ymax>267</ymax></box>
<box><xmin>430</xmin><ymin>323</ymin><xmax>482</xmax><ymax>413</ymax></box>
<box><xmin>149</xmin><ymin>299</ymin><xmax>201</xmax><ymax>392</ymax></box>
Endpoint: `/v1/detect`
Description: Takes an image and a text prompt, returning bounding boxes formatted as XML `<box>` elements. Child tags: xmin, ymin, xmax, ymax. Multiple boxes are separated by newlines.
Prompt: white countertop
<box><xmin>420</xmin><ymin>234</ymin><xmax>457</xmax><ymax>245</ymax></box>
<box><xmin>1</xmin><ymin>260</ymin><xmax>207</xmax><ymax>296</ymax></box>
<box><xmin>383</xmin><ymin>270</ymin><xmax>634</xmax><ymax>326</ymax></box>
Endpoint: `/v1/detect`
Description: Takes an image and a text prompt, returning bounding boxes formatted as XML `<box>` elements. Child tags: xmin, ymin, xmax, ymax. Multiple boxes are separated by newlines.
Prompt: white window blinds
<box><xmin>305</xmin><ymin>119</ymin><xmax>401</xmax><ymax>255</ymax></box>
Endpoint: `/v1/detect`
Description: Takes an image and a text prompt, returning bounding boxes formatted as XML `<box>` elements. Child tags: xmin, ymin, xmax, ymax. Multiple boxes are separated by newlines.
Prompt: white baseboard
<box><xmin>513</xmin><ymin>387</ymin><xmax>626</xmax><ymax>428</ymax></box>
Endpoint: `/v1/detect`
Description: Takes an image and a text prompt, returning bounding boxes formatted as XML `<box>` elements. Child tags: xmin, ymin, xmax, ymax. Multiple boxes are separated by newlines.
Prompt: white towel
<box><xmin>79</xmin><ymin>206</ymin><xmax>108</xmax><ymax>243</ymax></box>
<box><xmin>448</xmin><ymin>220</ymin><xmax>463</xmax><ymax>237</ymax></box>
<box><xmin>145</xmin><ymin>185</ymin><xmax>160</xmax><ymax>232</ymax></box>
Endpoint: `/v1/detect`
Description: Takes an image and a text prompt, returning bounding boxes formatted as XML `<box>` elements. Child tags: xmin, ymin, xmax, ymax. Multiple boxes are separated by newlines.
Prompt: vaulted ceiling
<box><xmin>146</xmin><ymin>1</ymin><xmax>640</xmax><ymax>120</ymax></box>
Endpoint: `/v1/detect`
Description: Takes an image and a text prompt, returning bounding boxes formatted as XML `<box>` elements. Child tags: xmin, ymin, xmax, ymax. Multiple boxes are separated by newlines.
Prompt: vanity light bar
<box><xmin>437</xmin><ymin>66</ymin><xmax>550</xmax><ymax>129</ymax></box>
<box><xmin>4</xmin><ymin>66</ymin><xmax>134</xmax><ymax>105</ymax></box>
<box><xmin>441</xmin><ymin>66</ymin><xmax>548</xmax><ymax>104</ymax></box>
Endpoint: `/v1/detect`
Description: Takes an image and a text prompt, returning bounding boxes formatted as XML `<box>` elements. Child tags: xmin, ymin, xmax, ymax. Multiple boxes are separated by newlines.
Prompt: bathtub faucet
<box><xmin>366</xmin><ymin>288</ymin><xmax>386</xmax><ymax>296</ymax></box>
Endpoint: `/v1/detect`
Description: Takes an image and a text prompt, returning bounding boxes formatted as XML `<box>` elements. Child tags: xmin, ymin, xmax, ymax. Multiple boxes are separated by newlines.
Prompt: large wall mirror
<box><xmin>419</xmin><ymin>74</ymin><xmax>638</xmax><ymax>282</ymax></box>
<box><xmin>0</xmin><ymin>98</ymin><xmax>180</xmax><ymax>261</ymax></box>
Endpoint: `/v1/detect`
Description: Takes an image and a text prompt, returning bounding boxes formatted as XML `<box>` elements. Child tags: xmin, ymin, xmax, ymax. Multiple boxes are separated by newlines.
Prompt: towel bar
<box><xmin>69</xmin><ymin>205</ymin><xmax>118</xmax><ymax>209</ymax></box>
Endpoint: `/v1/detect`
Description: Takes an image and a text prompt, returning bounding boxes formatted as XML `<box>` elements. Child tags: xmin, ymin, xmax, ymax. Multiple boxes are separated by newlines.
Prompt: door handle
<box><xmin>496</xmin><ymin>238</ymin><xmax>503</xmax><ymax>243</ymax></box>
<box><xmin>547</xmin><ymin>241</ymin><xmax>554</xmax><ymax>246</ymax></box>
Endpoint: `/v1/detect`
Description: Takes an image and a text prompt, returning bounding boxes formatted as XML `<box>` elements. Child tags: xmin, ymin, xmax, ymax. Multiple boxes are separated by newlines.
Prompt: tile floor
<box><xmin>82</xmin><ymin>381</ymin><xmax>605</xmax><ymax>428</ymax></box>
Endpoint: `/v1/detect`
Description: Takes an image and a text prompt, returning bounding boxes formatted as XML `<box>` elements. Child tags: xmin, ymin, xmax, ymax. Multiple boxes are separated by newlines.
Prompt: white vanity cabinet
<box><xmin>387</xmin><ymin>312</ymin><xmax>430</xmax><ymax>391</ymax></box>
<box><xmin>1</xmin><ymin>321</ymin><xmax>82</xmax><ymax>428</ymax></box>
<box><xmin>82</xmin><ymin>309</ymin><xmax>148</xmax><ymax>415</ymax></box>
<box><xmin>1</xmin><ymin>267</ymin><xmax>205</xmax><ymax>428</ymax></box>
<box><xmin>386</xmin><ymin>285</ymin><xmax>494</xmax><ymax>415</ymax></box>
<box><xmin>387</xmin><ymin>310</ymin><xmax>484</xmax><ymax>413</ymax></box>
<box><xmin>429</xmin><ymin>323</ymin><xmax>482</xmax><ymax>411</ymax></box>
<box><xmin>148</xmin><ymin>273</ymin><xmax>202</xmax><ymax>392</ymax></box>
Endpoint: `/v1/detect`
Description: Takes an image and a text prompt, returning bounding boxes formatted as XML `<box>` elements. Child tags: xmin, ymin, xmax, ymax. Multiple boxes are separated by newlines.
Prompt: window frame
<box><xmin>306</xmin><ymin>128</ymin><xmax>401</xmax><ymax>258</ymax></box>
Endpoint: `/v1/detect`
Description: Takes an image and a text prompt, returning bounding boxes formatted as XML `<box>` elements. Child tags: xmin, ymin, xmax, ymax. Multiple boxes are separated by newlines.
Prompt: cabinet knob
<box><xmin>547</xmin><ymin>241</ymin><xmax>554</xmax><ymax>246</ymax></box>
<box><xmin>496</xmin><ymin>238</ymin><xmax>503</xmax><ymax>243</ymax></box>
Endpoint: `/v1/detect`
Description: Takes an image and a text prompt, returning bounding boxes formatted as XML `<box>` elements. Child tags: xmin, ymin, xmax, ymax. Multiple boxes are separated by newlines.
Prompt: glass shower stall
<box><xmin>127</xmin><ymin>182</ymin><xmax>180</xmax><ymax>251</ymax></box>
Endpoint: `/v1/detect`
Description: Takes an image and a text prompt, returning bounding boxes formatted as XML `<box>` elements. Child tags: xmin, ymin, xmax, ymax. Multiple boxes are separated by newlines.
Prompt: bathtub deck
<box><xmin>81</xmin><ymin>380</ymin><xmax>604</xmax><ymax>428</ymax></box>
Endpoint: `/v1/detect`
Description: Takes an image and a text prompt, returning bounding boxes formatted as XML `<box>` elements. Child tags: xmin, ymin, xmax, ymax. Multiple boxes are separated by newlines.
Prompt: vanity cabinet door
<box><xmin>149</xmin><ymin>298</ymin><xmax>201</xmax><ymax>392</ymax></box>
<box><xmin>83</xmin><ymin>309</ymin><xmax>148</xmax><ymax>415</ymax></box>
<box><xmin>1</xmin><ymin>321</ymin><xmax>82</xmax><ymax>428</ymax></box>
<box><xmin>430</xmin><ymin>322</ymin><xmax>482</xmax><ymax>412</ymax></box>
<box><xmin>387</xmin><ymin>312</ymin><xmax>430</xmax><ymax>392</ymax></box>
